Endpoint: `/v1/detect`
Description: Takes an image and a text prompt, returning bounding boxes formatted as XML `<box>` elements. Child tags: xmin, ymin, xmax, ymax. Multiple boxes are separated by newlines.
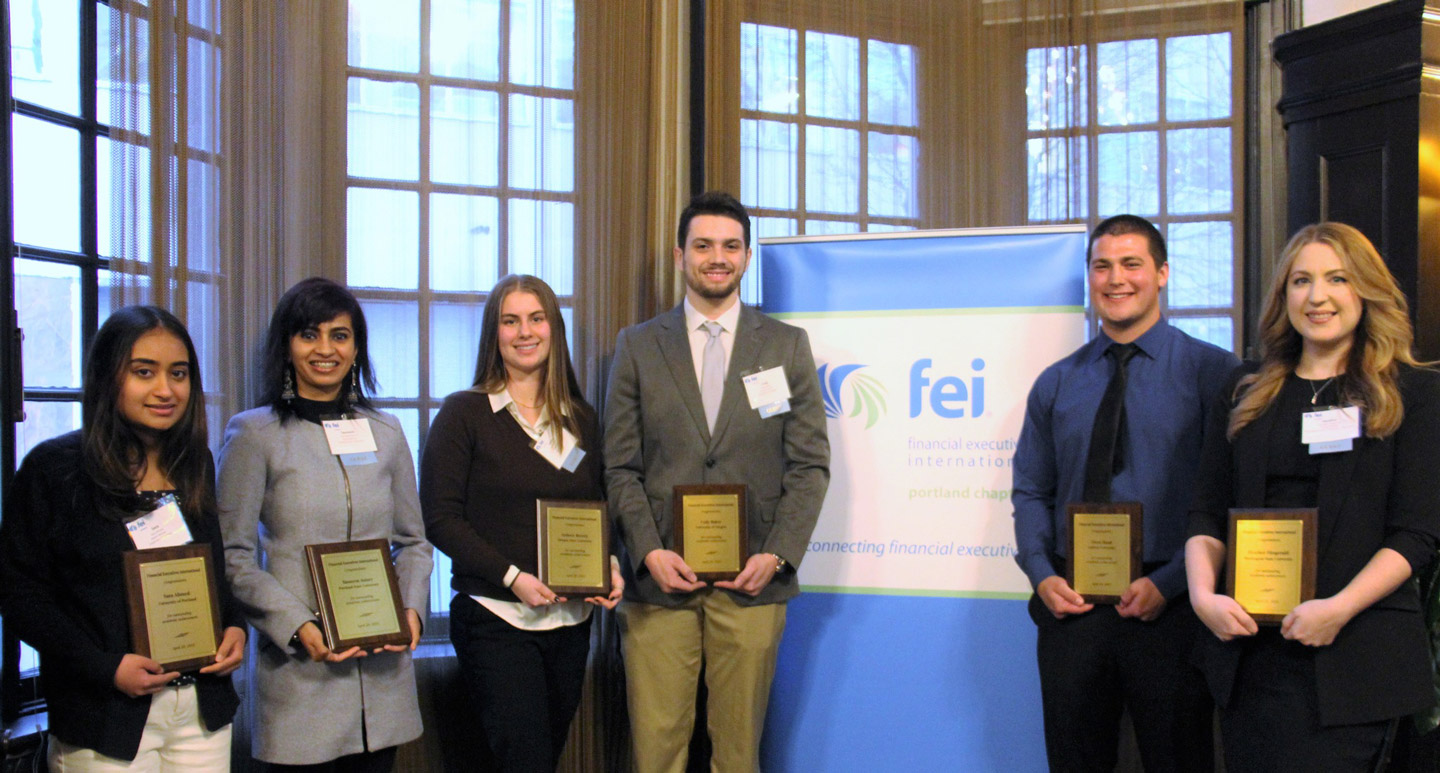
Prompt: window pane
<box><xmin>16</xmin><ymin>259</ymin><xmax>82</xmax><ymax>389</ymax></box>
<box><xmin>1097</xmin><ymin>39</ymin><xmax>1157</xmax><ymax>126</ymax></box>
<box><xmin>741</xmin><ymin>23</ymin><xmax>797</xmax><ymax>114</ymax></box>
<box><xmin>510</xmin><ymin>0</ymin><xmax>574</xmax><ymax>89</ymax></box>
<box><xmin>1026</xmin><ymin>46</ymin><xmax>1086</xmax><ymax>130</ymax></box>
<box><xmin>1167</xmin><ymin>33</ymin><xmax>1231</xmax><ymax>121</ymax></box>
<box><xmin>348</xmin><ymin>77</ymin><xmax>420</xmax><ymax>181</ymax></box>
<box><xmin>387</xmin><ymin>408</ymin><xmax>421</xmax><ymax>479</ymax></box>
<box><xmin>805</xmin><ymin>219</ymin><xmax>859</xmax><ymax>235</ymax></box>
<box><xmin>11</xmin><ymin>0</ymin><xmax>80</xmax><ymax>116</ymax></box>
<box><xmin>430</xmin><ymin>193</ymin><xmax>500</xmax><ymax>292</ymax></box>
<box><xmin>805</xmin><ymin>31</ymin><xmax>859</xmax><ymax>121</ymax></box>
<box><xmin>1097</xmin><ymin>131</ymin><xmax>1158</xmax><ymax>217</ymax></box>
<box><xmin>741</xmin><ymin>119</ymin><xmax>797</xmax><ymax>210</ymax></box>
<box><xmin>508</xmin><ymin>199</ymin><xmax>574</xmax><ymax>294</ymax></box>
<box><xmin>185</xmin><ymin>280</ymin><xmax>220</xmax><ymax>398</ymax></box>
<box><xmin>1167</xmin><ymin>221</ymin><xmax>1234</xmax><ymax>308</ymax></box>
<box><xmin>1167</xmin><ymin>127</ymin><xmax>1231</xmax><ymax>214</ymax></box>
<box><xmin>13</xmin><ymin>115</ymin><xmax>80</xmax><ymax>252</ymax></box>
<box><xmin>508</xmin><ymin>95</ymin><xmax>574</xmax><ymax>192</ymax></box>
<box><xmin>754</xmin><ymin>217</ymin><xmax>797</xmax><ymax>239</ymax></box>
<box><xmin>348</xmin><ymin>188</ymin><xmax>419</xmax><ymax>289</ymax></box>
<box><xmin>805</xmin><ymin>125</ymin><xmax>859</xmax><ymax>214</ymax></box>
<box><xmin>360</xmin><ymin>300</ymin><xmax>420</xmax><ymax>398</ymax></box>
<box><xmin>867</xmin><ymin>132</ymin><xmax>917</xmax><ymax>218</ymax></box>
<box><xmin>431</xmin><ymin>0</ymin><xmax>500</xmax><ymax>81</ymax></box>
<box><xmin>431</xmin><ymin>86</ymin><xmax>500</xmax><ymax>187</ymax></box>
<box><xmin>187</xmin><ymin>38</ymin><xmax>219</xmax><ymax>155</ymax></box>
<box><xmin>99</xmin><ymin>9</ymin><xmax>151</xmax><ymax>134</ymax></box>
<box><xmin>99</xmin><ymin>137</ymin><xmax>153</xmax><ymax>263</ymax></box>
<box><xmin>430</xmin><ymin>302</ymin><xmax>484</xmax><ymax>398</ymax></box>
<box><xmin>187</xmin><ymin>159</ymin><xmax>219</xmax><ymax>272</ymax></box>
<box><xmin>348</xmin><ymin>0</ymin><xmax>419</xmax><ymax>73</ymax></box>
<box><xmin>1170</xmin><ymin>316</ymin><xmax>1234</xmax><ymax>352</ymax></box>
<box><xmin>868</xmin><ymin>39</ymin><xmax>916</xmax><ymax>127</ymax></box>
<box><xmin>1026</xmin><ymin>136</ymin><xmax>1087</xmax><ymax>221</ymax></box>
<box><xmin>188</xmin><ymin>0</ymin><xmax>219</xmax><ymax>33</ymax></box>
<box><xmin>17</xmin><ymin>401</ymin><xmax>82</xmax><ymax>462</ymax></box>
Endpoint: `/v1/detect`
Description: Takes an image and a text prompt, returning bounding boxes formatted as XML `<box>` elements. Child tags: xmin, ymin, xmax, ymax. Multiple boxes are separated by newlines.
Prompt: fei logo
<box><xmin>816</xmin><ymin>363</ymin><xmax>888</xmax><ymax>429</ymax></box>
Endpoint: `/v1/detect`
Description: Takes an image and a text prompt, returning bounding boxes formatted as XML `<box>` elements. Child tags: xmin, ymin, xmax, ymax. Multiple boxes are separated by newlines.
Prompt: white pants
<box><xmin>47</xmin><ymin>685</ymin><xmax>232</xmax><ymax>772</ymax></box>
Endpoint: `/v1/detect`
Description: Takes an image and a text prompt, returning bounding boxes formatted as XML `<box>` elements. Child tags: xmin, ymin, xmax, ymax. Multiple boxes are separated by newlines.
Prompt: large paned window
<box><xmin>739</xmin><ymin>21</ymin><xmax>920</xmax><ymax>298</ymax></box>
<box><xmin>345</xmin><ymin>0</ymin><xmax>576</xmax><ymax>631</ymax></box>
<box><xmin>1026</xmin><ymin>31</ymin><xmax>1239</xmax><ymax>352</ymax></box>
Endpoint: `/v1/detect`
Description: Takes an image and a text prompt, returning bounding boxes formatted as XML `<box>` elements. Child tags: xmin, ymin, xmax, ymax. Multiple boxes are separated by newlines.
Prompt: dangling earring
<box><xmin>281</xmin><ymin>368</ymin><xmax>296</xmax><ymax>401</ymax></box>
<box><xmin>347</xmin><ymin>364</ymin><xmax>360</xmax><ymax>403</ymax></box>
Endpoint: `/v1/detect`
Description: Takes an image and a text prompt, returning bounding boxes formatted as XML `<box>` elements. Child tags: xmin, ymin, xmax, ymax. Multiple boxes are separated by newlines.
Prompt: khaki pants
<box><xmin>619</xmin><ymin>590</ymin><xmax>786</xmax><ymax>773</ymax></box>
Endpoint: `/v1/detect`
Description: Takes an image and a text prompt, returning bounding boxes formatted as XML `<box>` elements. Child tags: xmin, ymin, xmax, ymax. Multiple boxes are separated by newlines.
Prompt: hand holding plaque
<box><xmin>1226</xmin><ymin>508</ymin><xmax>1317</xmax><ymax>624</ymax></box>
<box><xmin>536</xmin><ymin>499</ymin><xmax>611</xmax><ymax>597</ymax></box>
<box><xmin>305</xmin><ymin>539</ymin><xmax>410</xmax><ymax>651</ymax></box>
<box><xmin>673</xmin><ymin>484</ymin><xmax>748</xmax><ymax>582</ymax></box>
<box><xmin>122</xmin><ymin>544</ymin><xmax>223</xmax><ymax>673</ymax></box>
<box><xmin>1065</xmin><ymin>502</ymin><xmax>1143</xmax><ymax>605</ymax></box>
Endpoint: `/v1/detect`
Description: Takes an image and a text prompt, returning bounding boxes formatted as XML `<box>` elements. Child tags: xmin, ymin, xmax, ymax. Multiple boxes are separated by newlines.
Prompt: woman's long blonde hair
<box><xmin>1229</xmin><ymin>223</ymin><xmax>1424</xmax><ymax>439</ymax></box>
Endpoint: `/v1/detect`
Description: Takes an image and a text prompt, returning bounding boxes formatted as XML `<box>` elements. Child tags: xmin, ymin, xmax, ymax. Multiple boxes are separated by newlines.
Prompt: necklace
<box><xmin>1307</xmin><ymin>376</ymin><xmax>1336</xmax><ymax>406</ymax></box>
<box><xmin>512</xmin><ymin>396</ymin><xmax>543</xmax><ymax>409</ymax></box>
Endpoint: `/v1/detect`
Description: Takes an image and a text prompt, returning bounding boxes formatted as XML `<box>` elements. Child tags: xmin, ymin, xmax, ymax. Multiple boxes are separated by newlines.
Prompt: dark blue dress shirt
<box><xmin>1012</xmin><ymin>319</ymin><xmax>1239</xmax><ymax>599</ymax></box>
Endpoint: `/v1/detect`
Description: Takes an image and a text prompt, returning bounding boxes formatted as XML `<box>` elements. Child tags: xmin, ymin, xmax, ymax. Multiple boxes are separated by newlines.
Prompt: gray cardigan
<box><xmin>218</xmin><ymin>406</ymin><xmax>433</xmax><ymax>764</ymax></box>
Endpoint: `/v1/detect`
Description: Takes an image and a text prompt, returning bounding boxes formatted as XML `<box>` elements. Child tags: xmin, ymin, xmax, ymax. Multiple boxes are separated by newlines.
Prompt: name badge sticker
<box><xmin>323</xmin><ymin>418</ymin><xmax>379</xmax><ymax>456</ymax></box>
<box><xmin>126</xmin><ymin>495</ymin><xmax>194</xmax><ymax>550</ymax></box>
<box><xmin>742</xmin><ymin>366</ymin><xmax>792</xmax><ymax>418</ymax></box>
<box><xmin>1300</xmin><ymin>407</ymin><xmax>1361</xmax><ymax>445</ymax></box>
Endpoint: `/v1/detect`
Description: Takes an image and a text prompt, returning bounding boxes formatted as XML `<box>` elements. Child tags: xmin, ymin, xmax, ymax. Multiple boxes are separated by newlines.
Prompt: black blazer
<box><xmin>1188</xmin><ymin>364</ymin><xmax>1440</xmax><ymax>726</ymax></box>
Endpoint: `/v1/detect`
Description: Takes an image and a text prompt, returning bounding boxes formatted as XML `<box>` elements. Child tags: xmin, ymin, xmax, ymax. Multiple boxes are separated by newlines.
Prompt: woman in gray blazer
<box><xmin>218</xmin><ymin>278</ymin><xmax>433</xmax><ymax>772</ymax></box>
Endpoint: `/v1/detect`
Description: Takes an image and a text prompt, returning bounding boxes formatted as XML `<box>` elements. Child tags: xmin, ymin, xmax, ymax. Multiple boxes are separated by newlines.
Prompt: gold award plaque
<box><xmin>537</xmin><ymin>499</ymin><xmax>611</xmax><ymax>596</ymax></box>
<box><xmin>305</xmin><ymin>540</ymin><xmax>410</xmax><ymax>650</ymax></box>
<box><xmin>1065</xmin><ymin>502</ymin><xmax>1143</xmax><ymax>605</ymax></box>
<box><xmin>123</xmin><ymin>545</ymin><xmax>222</xmax><ymax>673</ymax></box>
<box><xmin>674</xmin><ymin>484</ymin><xmax>748</xmax><ymax>582</ymax></box>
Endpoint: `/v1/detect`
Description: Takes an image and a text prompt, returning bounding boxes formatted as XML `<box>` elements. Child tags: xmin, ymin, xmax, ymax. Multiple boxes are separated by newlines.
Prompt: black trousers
<box><xmin>450</xmin><ymin>594</ymin><xmax>592</xmax><ymax>773</ymax></box>
<box><xmin>1031</xmin><ymin>593</ymin><xmax>1214</xmax><ymax>773</ymax></box>
<box><xmin>266</xmin><ymin>746</ymin><xmax>397</xmax><ymax>773</ymax></box>
<box><xmin>1220</xmin><ymin>629</ymin><xmax>1392</xmax><ymax>772</ymax></box>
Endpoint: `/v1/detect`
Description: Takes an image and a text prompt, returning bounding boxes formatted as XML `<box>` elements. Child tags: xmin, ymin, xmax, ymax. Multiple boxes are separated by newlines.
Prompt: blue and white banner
<box><xmin>758</xmin><ymin>227</ymin><xmax>1087</xmax><ymax>771</ymax></box>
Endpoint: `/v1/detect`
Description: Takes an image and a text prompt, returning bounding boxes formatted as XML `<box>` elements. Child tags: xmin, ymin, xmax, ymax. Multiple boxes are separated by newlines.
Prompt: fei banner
<box><xmin>758</xmin><ymin>227</ymin><xmax>1087</xmax><ymax>771</ymax></box>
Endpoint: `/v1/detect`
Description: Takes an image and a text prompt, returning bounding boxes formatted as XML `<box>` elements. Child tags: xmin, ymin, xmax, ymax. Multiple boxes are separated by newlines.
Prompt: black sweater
<box><xmin>0</xmin><ymin>431</ymin><xmax>241</xmax><ymax>761</ymax></box>
<box><xmin>419</xmin><ymin>390</ymin><xmax>604</xmax><ymax>601</ymax></box>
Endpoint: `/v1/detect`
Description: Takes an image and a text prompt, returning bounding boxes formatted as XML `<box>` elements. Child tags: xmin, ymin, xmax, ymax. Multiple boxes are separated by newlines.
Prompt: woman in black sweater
<box><xmin>0</xmin><ymin>305</ymin><xmax>245</xmax><ymax>768</ymax></box>
<box><xmin>1185</xmin><ymin>223</ymin><xmax>1440</xmax><ymax>770</ymax></box>
<box><xmin>420</xmin><ymin>274</ymin><xmax>622</xmax><ymax>772</ymax></box>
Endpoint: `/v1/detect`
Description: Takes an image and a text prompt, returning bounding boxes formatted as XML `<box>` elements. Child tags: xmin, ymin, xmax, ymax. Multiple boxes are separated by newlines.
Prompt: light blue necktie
<box><xmin>701</xmin><ymin>320</ymin><xmax>724</xmax><ymax>432</ymax></box>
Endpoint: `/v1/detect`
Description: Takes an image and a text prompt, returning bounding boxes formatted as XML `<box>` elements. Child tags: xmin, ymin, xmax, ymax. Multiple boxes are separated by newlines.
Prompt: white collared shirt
<box><xmin>683</xmin><ymin>295</ymin><xmax>742</xmax><ymax>387</ymax></box>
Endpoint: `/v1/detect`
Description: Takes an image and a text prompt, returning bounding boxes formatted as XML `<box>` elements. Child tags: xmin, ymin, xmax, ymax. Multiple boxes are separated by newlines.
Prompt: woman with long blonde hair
<box><xmin>1185</xmin><ymin>223</ymin><xmax>1440</xmax><ymax>769</ymax></box>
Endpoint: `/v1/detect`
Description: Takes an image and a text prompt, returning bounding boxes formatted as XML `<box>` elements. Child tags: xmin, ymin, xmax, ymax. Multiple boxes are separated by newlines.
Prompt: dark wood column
<box><xmin>1274</xmin><ymin>0</ymin><xmax>1440</xmax><ymax>358</ymax></box>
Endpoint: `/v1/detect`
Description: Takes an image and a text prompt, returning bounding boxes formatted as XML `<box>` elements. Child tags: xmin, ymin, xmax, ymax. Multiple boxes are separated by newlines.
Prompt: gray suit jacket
<box><xmin>604</xmin><ymin>303</ymin><xmax>830</xmax><ymax>607</ymax></box>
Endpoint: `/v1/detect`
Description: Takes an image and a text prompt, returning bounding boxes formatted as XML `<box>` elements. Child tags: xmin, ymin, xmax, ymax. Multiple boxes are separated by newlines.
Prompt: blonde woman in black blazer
<box><xmin>1186</xmin><ymin>223</ymin><xmax>1440</xmax><ymax>770</ymax></box>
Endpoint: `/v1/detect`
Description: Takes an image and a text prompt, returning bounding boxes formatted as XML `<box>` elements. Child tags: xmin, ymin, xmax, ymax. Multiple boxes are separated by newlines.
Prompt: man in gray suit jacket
<box><xmin>604</xmin><ymin>191</ymin><xmax>830</xmax><ymax>773</ymax></box>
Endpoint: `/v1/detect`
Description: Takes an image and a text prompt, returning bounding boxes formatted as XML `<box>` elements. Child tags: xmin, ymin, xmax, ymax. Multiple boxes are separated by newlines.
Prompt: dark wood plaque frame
<box><xmin>673</xmin><ymin>483</ymin><xmax>749</xmax><ymax>582</ymax></box>
<box><xmin>1226</xmin><ymin>508</ymin><xmax>1318</xmax><ymax>625</ymax></box>
<box><xmin>1065</xmin><ymin>502</ymin><xmax>1144</xmax><ymax>605</ymax></box>
<box><xmin>536</xmin><ymin>499</ymin><xmax>612</xmax><ymax>597</ymax></box>
<box><xmin>122</xmin><ymin>544</ymin><xmax>223</xmax><ymax>673</ymax></box>
<box><xmin>304</xmin><ymin>539</ymin><xmax>410</xmax><ymax>650</ymax></box>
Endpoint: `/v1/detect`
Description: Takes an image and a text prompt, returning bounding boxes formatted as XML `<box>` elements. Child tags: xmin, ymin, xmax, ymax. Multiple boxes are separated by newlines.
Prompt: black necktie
<box><xmin>1083</xmin><ymin>343</ymin><xmax>1139</xmax><ymax>502</ymax></box>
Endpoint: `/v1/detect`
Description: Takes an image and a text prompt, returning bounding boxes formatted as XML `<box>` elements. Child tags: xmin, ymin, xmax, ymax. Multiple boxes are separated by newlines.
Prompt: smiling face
<box><xmin>1286</xmin><ymin>241</ymin><xmax>1362</xmax><ymax>357</ymax></box>
<box><xmin>676</xmin><ymin>214</ymin><xmax>751</xmax><ymax>312</ymax></box>
<box><xmin>498</xmin><ymin>290</ymin><xmax>551</xmax><ymax>380</ymax></box>
<box><xmin>289</xmin><ymin>313</ymin><xmax>357</xmax><ymax>401</ymax></box>
<box><xmin>119</xmin><ymin>328</ymin><xmax>192</xmax><ymax>440</ymax></box>
<box><xmin>1089</xmin><ymin>232</ymin><xmax>1169</xmax><ymax>343</ymax></box>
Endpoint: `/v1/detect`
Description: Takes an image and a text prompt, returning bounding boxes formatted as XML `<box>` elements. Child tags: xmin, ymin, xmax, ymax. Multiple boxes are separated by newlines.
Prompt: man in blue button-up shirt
<box><xmin>1013</xmin><ymin>214</ymin><xmax>1238</xmax><ymax>772</ymax></box>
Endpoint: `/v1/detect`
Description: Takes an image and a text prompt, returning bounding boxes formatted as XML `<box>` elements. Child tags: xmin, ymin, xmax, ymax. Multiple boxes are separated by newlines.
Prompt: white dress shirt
<box><xmin>683</xmin><ymin>295</ymin><xmax>742</xmax><ymax>386</ymax></box>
